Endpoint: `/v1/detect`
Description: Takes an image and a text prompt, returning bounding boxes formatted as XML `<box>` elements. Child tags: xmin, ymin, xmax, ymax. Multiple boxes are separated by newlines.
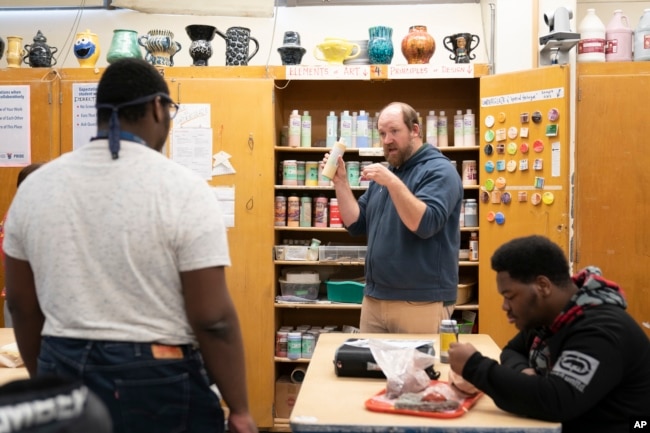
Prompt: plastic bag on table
<box><xmin>368</xmin><ymin>339</ymin><xmax>436</xmax><ymax>399</ymax></box>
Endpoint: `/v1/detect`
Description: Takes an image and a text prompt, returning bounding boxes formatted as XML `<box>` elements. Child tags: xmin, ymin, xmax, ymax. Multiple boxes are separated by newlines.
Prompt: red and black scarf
<box><xmin>529</xmin><ymin>266</ymin><xmax>627</xmax><ymax>375</ymax></box>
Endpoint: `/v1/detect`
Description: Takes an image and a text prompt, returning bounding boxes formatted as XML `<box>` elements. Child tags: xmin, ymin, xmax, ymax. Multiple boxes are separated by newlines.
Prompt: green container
<box><xmin>326</xmin><ymin>280</ymin><xmax>364</xmax><ymax>304</ymax></box>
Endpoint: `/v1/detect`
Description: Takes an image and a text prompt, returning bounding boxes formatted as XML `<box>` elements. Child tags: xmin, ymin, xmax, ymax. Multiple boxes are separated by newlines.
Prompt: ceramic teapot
<box><xmin>216</xmin><ymin>26</ymin><xmax>259</xmax><ymax>66</ymax></box>
<box><xmin>314</xmin><ymin>38</ymin><xmax>360</xmax><ymax>64</ymax></box>
<box><xmin>23</xmin><ymin>30</ymin><xmax>58</xmax><ymax>68</ymax></box>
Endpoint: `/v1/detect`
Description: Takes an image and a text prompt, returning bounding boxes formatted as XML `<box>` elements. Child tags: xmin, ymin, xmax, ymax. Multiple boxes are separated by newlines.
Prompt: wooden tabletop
<box><xmin>0</xmin><ymin>328</ymin><xmax>30</xmax><ymax>386</ymax></box>
<box><xmin>290</xmin><ymin>333</ymin><xmax>561</xmax><ymax>433</ymax></box>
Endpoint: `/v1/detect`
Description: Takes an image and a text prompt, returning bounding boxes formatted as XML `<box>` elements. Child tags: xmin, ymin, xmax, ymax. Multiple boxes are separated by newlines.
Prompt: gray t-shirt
<box><xmin>3</xmin><ymin>139</ymin><xmax>230</xmax><ymax>345</ymax></box>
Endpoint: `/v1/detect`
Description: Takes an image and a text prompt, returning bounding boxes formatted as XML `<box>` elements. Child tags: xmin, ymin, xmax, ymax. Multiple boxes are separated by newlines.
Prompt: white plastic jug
<box><xmin>578</xmin><ymin>8</ymin><xmax>606</xmax><ymax>62</ymax></box>
<box><xmin>634</xmin><ymin>8</ymin><xmax>650</xmax><ymax>61</ymax></box>
<box><xmin>606</xmin><ymin>9</ymin><xmax>633</xmax><ymax>62</ymax></box>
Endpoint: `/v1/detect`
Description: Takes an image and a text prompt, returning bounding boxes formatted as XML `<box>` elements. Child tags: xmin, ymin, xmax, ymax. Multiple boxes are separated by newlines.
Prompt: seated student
<box><xmin>448</xmin><ymin>235</ymin><xmax>650</xmax><ymax>433</ymax></box>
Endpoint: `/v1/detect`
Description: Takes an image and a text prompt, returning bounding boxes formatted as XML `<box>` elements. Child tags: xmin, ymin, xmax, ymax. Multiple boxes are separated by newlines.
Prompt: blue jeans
<box><xmin>38</xmin><ymin>336</ymin><xmax>225</xmax><ymax>433</ymax></box>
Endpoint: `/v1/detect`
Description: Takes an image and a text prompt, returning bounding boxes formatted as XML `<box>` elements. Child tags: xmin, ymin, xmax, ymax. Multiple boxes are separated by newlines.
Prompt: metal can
<box><xmin>462</xmin><ymin>160</ymin><xmax>477</xmax><ymax>186</ymax></box>
<box><xmin>282</xmin><ymin>160</ymin><xmax>298</xmax><ymax>185</ymax></box>
<box><xmin>274</xmin><ymin>195</ymin><xmax>286</xmax><ymax>227</ymax></box>
<box><xmin>301</xmin><ymin>333</ymin><xmax>316</xmax><ymax>359</ymax></box>
<box><xmin>305</xmin><ymin>161</ymin><xmax>319</xmax><ymax>186</ymax></box>
<box><xmin>275</xmin><ymin>331</ymin><xmax>288</xmax><ymax>357</ymax></box>
<box><xmin>297</xmin><ymin>160</ymin><xmax>306</xmax><ymax>186</ymax></box>
<box><xmin>464</xmin><ymin>198</ymin><xmax>478</xmax><ymax>227</ymax></box>
<box><xmin>299</xmin><ymin>195</ymin><xmax>312</xmax><ymax>227</ymax></box>
<box><xmin>287</xmin><ymin>332</ymin><xmax>302</xmax><ymax>360</ymax></box>
<box><xmin>314</xmin><ymin>195</ymin><xmax>328</xmax><ymax>227</ymax></box>
<box><xmin>359</xmin><ymin>161</ymin><xmax>372</xmax><ymax>187</ymax></box>
<box><xmin>287</xmin><ymin>195</ymin><xmax>300</xmax><ymax>227</ymax></box>
<box><xmin>346</xmin><ymin>161</ymin><xmax>360</xmax><ymax>187</ymax></box>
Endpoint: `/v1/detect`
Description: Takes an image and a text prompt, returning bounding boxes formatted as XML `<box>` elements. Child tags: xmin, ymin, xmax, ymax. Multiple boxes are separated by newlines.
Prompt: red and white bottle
<box><xmin>606</xmin><ymin>9</ymin><xmax>633</xmax><ymax>62</ymax></box>
<box><xmin>578</xmin><ymin>8</ymin><xmax>606</xmax><ymax>62</ymax></box>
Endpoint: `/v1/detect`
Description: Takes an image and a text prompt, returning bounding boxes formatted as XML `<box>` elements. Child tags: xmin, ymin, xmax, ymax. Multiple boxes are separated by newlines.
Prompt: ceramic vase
<box><xmin>277</xmin><ymin>30</ymin><xmax>306</xmax><ymax>65</ymax></box>
<box><xmin>367</xmin><ymin>25</ymin><xmax>394</xmax><ymax>65</ymax></box>
<box><xmin>216</xmin><ymin>26</ymin><xmax>259</xmax><ymax>66</ymax></box>
<box><xmin>0</xmin><ymin>37</ymin><xmax>4</xmax><ymax>62</ymax></box>
<box><xmin>139</xmin><ymin>29</ymin><xmax>181</xmax><ymax>67</ymax></box>
<box><xmin>23</xmin><ymin>30</ymin><xmax>58</xmax><ymax>68</ymax></box>
<box><xmin>443</xmin><ymin>33</ymin><xmax>480</xmax><ymax>64</ymax></box>
<box><xmin>401</xmin><ymin>25</ymin><xmax>435</xmax><ymax>64</ymax></box>
<box><xmin>6</xmin><ymin>36</ymin><xmax>24</xmax><ymax>68</ymax></box>
<box><xmin>186</xmin><ymin>24</ymin><xmax>217</xmax><ymax>66</ymax></box>
<box><xmin>106</xmin><ymin>29</ymin><xmax>142</xmax><ymax>64</ymax></box>
<box><xmin>73</xmin><ymin>29</ymin><xmax>101</xmax><ymax>68</ymax></box>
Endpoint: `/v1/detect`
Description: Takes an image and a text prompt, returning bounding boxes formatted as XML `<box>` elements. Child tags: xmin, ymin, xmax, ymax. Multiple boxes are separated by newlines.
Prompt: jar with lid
<box><xmin>287</xmin><ymin>194</ymin><xmax>300</xmax><ymax>227</ymax></box>
<box><xmin>314</xmin><ymin>195</ymin><xmax>328</xmax><ymax>227</ymax></box>
<box><xmin>464</xmin><ymin>199</ymin><xmax>478</xmax><ymax>228</ymax></box>
<box><xmin>287</xmin><ymin>332</ymin><xmax>302</xmax><ymax>360</ymax></box>
<box><xmin>299</xmin><ymin>195</ymin><xmax>312</xmax><ymax>227</ymax></box>
<box><xmin>439</xmin><ymin>319</ymin><xmax>458</xmax><ymax>363</ymax></box>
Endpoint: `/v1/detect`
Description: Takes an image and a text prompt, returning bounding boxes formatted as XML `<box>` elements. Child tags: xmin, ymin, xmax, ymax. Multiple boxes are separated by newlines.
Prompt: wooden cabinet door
<box><xmin>0</xmin><ymin>69</ymin><xmax>61</xmax><ymax>320</ymax></box>
<box><xmin>575</xmin><ymin>63</ymin><xmax>650</xmax><ymax>337</ymax></box>
<box><xmin>479</xmin><ymin>66</ymin><xmax>572</xmax><ymax>348</ymax></box>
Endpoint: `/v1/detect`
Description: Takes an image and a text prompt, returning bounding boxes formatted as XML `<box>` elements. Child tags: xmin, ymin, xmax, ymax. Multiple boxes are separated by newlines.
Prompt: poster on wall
<box><xmin>72</xmin><ymin>83</ymin><xmax>98</xmax><ymax>150</ymax></box>
<box><xmin>0</xmin><ymin>85</ymin><xmax>31</xmax><ymax>167</ymax></box>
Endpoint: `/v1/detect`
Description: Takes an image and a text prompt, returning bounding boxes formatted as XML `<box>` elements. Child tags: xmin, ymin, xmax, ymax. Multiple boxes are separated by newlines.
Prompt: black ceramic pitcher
<box><xmin>216</xmin><ymin>26</ymin><xmax>259</xmax><ymax>66</ymax></box>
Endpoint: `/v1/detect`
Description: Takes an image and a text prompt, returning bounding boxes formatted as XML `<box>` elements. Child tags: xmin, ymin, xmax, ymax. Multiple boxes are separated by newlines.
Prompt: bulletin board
<box><xmin>477</xmin><ymin>65</ymin><xmax>572</xmax><ymax>347</ymax></box>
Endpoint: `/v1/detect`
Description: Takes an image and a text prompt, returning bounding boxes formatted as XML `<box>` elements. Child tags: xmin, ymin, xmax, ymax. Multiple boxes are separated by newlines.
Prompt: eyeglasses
<box><xmin>159</xmin><ymin>94</ymin><xmax>180</xmax><ymax>120</ymax></box>
<box><xmin>97</xmin><ymin>91</ymin><xmax>180</xmax><ymax>120</ymax></box>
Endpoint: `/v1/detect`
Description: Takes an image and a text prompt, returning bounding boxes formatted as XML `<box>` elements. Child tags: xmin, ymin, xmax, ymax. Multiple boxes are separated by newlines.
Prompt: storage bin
<box><xmin>458</xmin><ymin>322</ymin><xmax>474</xmax><ymax>334</ymax></box>
<box><xmin>326</xmin><ymin>280</ymin><xmax>364</xmax><ymax>304</ymax></box>
<box><xmin>457</xmin><ymin>281</ymin><xmax>476</xmax><ymax>305</ymax></box>
<box><xmin>318</xmin><ymin>246</ymin><xmax>367</xmax><ymax>263</ymax></box>
<box><xmin>279</xmin><ymin>279</ymin><xmax>320</xmax><ymax>300</ymax></box>
<box><xmin>275</xmin><ymin>245</ymin><xmax>310</xmax><ymax>261</ymax></box>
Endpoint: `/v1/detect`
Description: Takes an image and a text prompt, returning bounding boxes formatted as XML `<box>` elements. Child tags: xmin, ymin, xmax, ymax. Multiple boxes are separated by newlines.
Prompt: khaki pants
<box><xmin>359</xmin><ymin>296</ymin><xmax>454</xmax><ymax>334</ymax></box>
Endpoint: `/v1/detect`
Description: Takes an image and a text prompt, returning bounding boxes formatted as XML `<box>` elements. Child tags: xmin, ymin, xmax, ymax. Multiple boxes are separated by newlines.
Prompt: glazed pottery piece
<box><xmin>277</xmin><ymin>30</ymin><xmax>306</xmax><ymax>65</ymax></box>
<box><xmin>139</xmin><ymin>29</ymin><xmax>181</xmax><ymax>67</ymax></box>
<box><xmin>343</xmin><ymin>40</ymin><xmax>369</xmax><ymax>65</ymax></box>
<box><xmin>367</xmin><ymin>25</ymin><xmax>394</xmax><ymax>64</ymax></box>
<box><xmin>186</xmin><ymin>24</ymin><xmax>217</xmax><ymax>66</ymax></box>
<box><xmin>24</xmin><ymin>30</ymin><xmax>58</xmax><ymax>67</ymax></box>
<box><xmin>73</xmin><ymin>29</ymin><xmax>101</xmax><ymax>68</ymax></box>
<box><xmin>216</xmin><ymin>26</ymin><xmax>259</xmax><ymax>66</ymax></box>
<box><xmin>401</xmin><ymin>25</ymin><xmax>435</xmax><ymax>64</ymax></box>
<box><xmin>443</xmin><ymin>32</ymin><xmax>480</xmax><ymax>63</ymax></box>
<box><xmin>314</xmin><ymin>38</ymin><xmax>360</xmax><ymax>64</ymax></box>
<box><xmin>106</xmin><ymin>29</ymin><xmax>142</xmax><ymax>64</ymax></box>
<box><xmin>6</xmin><ymin>36</ymin><xmax>25</xmax><ymax>68</ymax></box>
<box><xmin>0</xmin><ymin>37</ymin><xmax>4</xmax><ymax>61</ymax></box>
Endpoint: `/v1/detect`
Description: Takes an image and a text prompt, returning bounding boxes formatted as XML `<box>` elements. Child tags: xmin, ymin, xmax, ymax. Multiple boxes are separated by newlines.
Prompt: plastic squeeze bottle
<box><xmin>321</xmin><ymin>140</ymin><xmax>346</xmax><ymax>180</ymax></box>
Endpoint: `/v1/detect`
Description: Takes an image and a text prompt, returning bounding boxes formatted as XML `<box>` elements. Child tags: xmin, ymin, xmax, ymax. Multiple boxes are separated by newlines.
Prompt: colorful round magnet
<box><xmin>480</xmin><ymin>190</ymin><xmax>490</xmax><ymax>203</ymax></box>
<box><xmin>501</xmin><ymin>191</ymin><xmax>512</xmax><ymax>204</ymax></box>
<box><xmin>507</xmin><ymin>126</ymin><xmax>518</xmax><ymax>139</ymax></box>
<box><xmin>532</xmin><ymin>111</ymin><xmax>542</xmax><ymax>124</ymax></box>
<box><xmin>484</xmin><ymin>178</ymin><xmax>495</xmax><ymax>191</ymax></box>
<box><xmin>520</xmin><ymin>142</ymin><xmax>529</xmax><ymax>154</ymax></box>
<box><xmin>531</xmin><ymin>193</ymin><xmax>542</xmax><ymax>205</ymax></box>
<box><xmin>485</xmin><ymin>160</ymin><xmax>495</xmax><ymax>173</ymax></box>
<box><xmin>497</xmin><ymin>112</ymin><xmax>506</xmax><ymax>123</ymax></box>
<box><xmin>484</xmin><ymin>129</ymin><xmax>495</xmax><ymax>142</ymax></box>
<box><xmin>495</xmin><ymin>176</ymin><xmax>507</xmax><ymax>189</ymax></box>
<box><xmin>506</xmin><ymin>160</ymin><xmax>517</xmax><ymax>172</ymax></box>
<box><xmin>484</xmin><ymin>143</ymin><xmax>494</xmax><ymax>156</ymax></box>
<box><xmin>507</xmin><ymin>142</ymin><xmax>518</xmax><ymax>155</ymax></box>
<box><xmin>533</xmin><ymin>139</ymin><xmax>544</xmax><ymax>153</ymax></box>
<box><xmin>548</xmin><ymin>108</ymin><xmax>560</xmax><ymax>122</ymax></box>
<box><xmin>542</xmin><ymin>191</ymin><xmax>555</xmax><ymax>205</ymax></box>
<box><xmin>485</xmin><ymin>115</ymin><xmax>495</xmax><ymax>128</ymax></box>
<box><xmin>495</xmin><ymin>212</ymin><xmax>506</xmax><ymax>225</ymax></box>
<box><xmin>486</xmin><ymin>211</ymin><xmax>496</xmax><ymax>222</ymax></box>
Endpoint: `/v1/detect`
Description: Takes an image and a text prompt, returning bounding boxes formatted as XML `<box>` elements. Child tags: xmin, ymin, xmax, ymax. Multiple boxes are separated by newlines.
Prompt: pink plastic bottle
<box><xmin>606</xmin><ymin>9</ymin><xmax>633</xmax><ymax>62</ymax></box>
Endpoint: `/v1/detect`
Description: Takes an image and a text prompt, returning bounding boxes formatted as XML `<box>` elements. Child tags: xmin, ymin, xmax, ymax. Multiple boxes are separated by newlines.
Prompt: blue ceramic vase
<box><xmin>368</xmin><ymin>26</ymin><xmax>393</xmax><ymax>65</ymax></box>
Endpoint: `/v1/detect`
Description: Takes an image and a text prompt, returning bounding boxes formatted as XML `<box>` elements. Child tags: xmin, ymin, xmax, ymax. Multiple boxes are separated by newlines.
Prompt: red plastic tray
<box><xmin>365</xmin><ymin>380</ymin><xmax>483</xmax><ymax>419</ymax></box>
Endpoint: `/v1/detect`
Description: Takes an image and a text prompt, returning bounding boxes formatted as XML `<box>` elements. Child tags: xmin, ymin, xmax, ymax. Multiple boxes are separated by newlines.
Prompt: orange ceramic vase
<box><xmin>401</xmin><ymin>25</ymin><xmax>435</xmax><ymax>64</ymax></box>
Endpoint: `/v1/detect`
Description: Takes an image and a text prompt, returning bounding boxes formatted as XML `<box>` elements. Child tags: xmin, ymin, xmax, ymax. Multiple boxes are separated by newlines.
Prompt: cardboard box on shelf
<box><xmin>275</xmin><ymin>375</ymin><xmax>302</xmax><ymax>419</ymax></box>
